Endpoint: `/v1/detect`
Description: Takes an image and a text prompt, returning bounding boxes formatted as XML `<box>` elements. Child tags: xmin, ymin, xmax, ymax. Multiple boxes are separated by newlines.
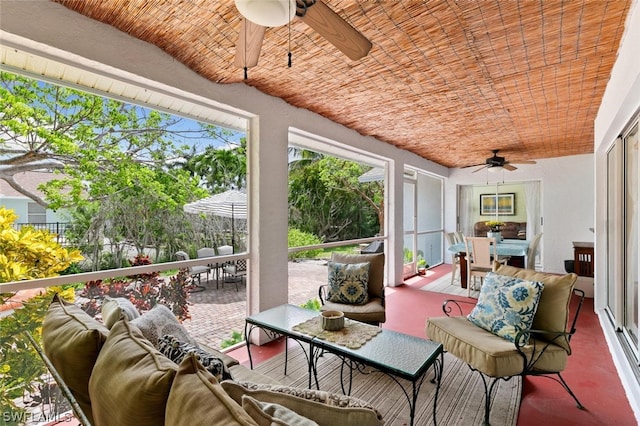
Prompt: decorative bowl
<box><xmin>321</xmin><ymin>310</ymin><xmax>345</xmax><ymax>331</ymax></box>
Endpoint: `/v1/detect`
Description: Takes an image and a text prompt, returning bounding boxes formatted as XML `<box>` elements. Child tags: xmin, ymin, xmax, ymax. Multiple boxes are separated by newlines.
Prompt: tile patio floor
<box><xmin>182</xmin><ymin>259</ymin><xmax>329</xmax><ymax>350</ymax></box>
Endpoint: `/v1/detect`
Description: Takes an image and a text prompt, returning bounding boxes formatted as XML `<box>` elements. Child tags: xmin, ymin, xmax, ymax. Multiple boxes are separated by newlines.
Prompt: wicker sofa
<box><xmin>474</xmin><ymin>221</ymin><xmax>526</xmax><ymax>239</ymax></box>
<box><xmin>41</xmin><ymin>295</ymin><xmax>383</xmax><ymax>426</ymax></box>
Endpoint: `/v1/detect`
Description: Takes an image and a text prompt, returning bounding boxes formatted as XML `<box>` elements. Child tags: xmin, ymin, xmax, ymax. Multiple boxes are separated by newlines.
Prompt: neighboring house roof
<box><xmin>0</xmin><ymin>171</ymin><xmax>54</xmax><ymax>199</ymax></box>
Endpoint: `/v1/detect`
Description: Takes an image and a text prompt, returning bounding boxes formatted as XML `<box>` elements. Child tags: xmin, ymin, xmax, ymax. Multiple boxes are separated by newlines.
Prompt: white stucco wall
<box><xmin>593</xmin><ymin>0</ymin><xmax>640</xmax><ymax>421</ymax></box>
<box><xmin>445</xmin><ymin>154</ymin><xmax>595</xmax><ymax>274</ymax></box>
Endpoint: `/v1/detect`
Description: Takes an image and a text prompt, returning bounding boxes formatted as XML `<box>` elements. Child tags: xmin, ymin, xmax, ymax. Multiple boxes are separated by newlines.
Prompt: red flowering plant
<box><xmin>79</xmin><ymin>254</ymin><xmax>191</xmax><ymax>321</ymax></box>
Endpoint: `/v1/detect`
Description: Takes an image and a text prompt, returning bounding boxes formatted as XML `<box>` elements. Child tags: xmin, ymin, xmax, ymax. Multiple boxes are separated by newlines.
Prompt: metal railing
<box><xmin>12</xmin><ymin>222</ymin><xmax>72</xmax><ymax>245</ymax></box>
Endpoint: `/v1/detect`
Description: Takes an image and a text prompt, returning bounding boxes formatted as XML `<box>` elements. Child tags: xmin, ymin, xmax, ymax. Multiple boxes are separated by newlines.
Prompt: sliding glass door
<box><xmin>606</xmin><ymin>121</ymin><xmax>639</xmax><ymax>362</ymax></box>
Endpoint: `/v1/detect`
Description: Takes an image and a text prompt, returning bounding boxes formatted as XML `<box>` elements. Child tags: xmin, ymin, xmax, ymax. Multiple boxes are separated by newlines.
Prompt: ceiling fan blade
<box><xmin>503</xmin><ymin>164</ymin><xmax>517</xmax><ymax>171</ymax></box>
<box><xmin>300</xmin><ymin>0</ymin><xmax>372</xmax><ymax>61</ymax></box>
<box><xmin>510</xmin><ymin>160</ymin><xmax>537</xmax><ymax>165</ymax></box>
<box><xmin>234</xmin><ymin>18</ymin><xmax>265</xmax><ymax>68</ymax></box>
<box><xmin>472</xmin><ymin>165</ymin><xmax>488</xmax><ymax>173</ymax></box>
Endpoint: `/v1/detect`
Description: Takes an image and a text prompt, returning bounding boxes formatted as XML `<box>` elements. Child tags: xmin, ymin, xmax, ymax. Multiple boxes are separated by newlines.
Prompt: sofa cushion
<box><xmin>426</xmin><ymin>315</ymin><xmax>568</xmax><ymax>377</ymax></box>
<box><xmin>242</xmin><ymin>395</ymin><xmax>319</xmax><ymax>426</ymax></box>
<box><xmin>89</xmin><ymin>318</ymin><xmax>177</xmax><ymax>426</ymax></box>
<box><xmin>158</xmin><ymin>334</ymin><xmax>232</xmax><ymax>381</ymax></box>
<box><xmin>101</xmin><ymin>296</ymin><xmax>139</xmax><ymax>329</ymax></box>
<box><xmin>467</xmin><ymin>272</ymin><xmax>544</xmax><ymax>343</ymax></box>
<box><xmin>327</xmin><ymin>261</ymin><xmax>370</xmax><ymax>305</ymax></box>
<box><xmin>131</xmin><ymin>303</ymin><xmax>197</xmax><ymax>348</ymax></box>
<box><xmin>42</xmin><ymin>294</ymin><xmax>109</xmax><ymax>425</ymax></box>
<box><xmin>494</xmin><ymin>263</ymin><xmax>578</xmax><ymax>351</ymax></box>
<box><xmin>221</xmin><ymin>381</ymin><xmax>384</xmax><ymax>426</ymax></box>
<box><xmin>165</xmin><ymin>353</ymin><xmax>258</xmax><ymax>426</ymax></box>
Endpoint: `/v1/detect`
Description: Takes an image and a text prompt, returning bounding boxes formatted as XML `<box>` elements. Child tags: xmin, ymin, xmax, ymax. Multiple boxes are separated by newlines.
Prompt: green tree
<box><xmin>288</xmin><ymin>152</ymin><xmax>382</xmax><ymax>241</ymax></box>
<box><xmin>182</xmin><ymin>138</ymin><xmax>247</xmax><ymax>193</ymax></box>
<box><xmin>0</xmin><ymin>71</ymin><xmax>231</xmax><ymax>266</ymax></box>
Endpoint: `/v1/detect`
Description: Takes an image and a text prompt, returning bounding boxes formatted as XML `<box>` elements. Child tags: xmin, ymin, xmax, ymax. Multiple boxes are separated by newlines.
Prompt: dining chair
<box><xmin>174</xmin><ymin>251</ymin><xmax>207</xmax><ymax>292</ymax></box>
<box><xmin>196</xmin><ymin>247</ymin><xmax>216</xmax><ymax>281</ymax></box>
<box><xmin>463</xmin><ymin>236</ymin><xmax>498</xmax><ymax>297</ymax></box>
<box><xmin>526</xmin><ymin>233</ymin><xmax>543</xmax><ymax>269</ymax></box>
<box><xmin>453</xmin><ymin>231</ymin><xmax>465</xmax><ymax>244</ymax></box>
<box><xmin>446</xmin><ymin>232</ymin><xmax>461</xmax><ymax>285</ymax></box>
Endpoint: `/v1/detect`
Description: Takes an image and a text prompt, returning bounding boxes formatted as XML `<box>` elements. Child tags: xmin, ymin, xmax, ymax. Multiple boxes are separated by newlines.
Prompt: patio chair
<box><xmin>223</xmin><ymin>258</ymin><xmax>247</xmax><ymax>291</ymax></box>
<box><xmin>426</xmin><ymin>264</ymin><xmax>583</xmax><ymax>425</ymax></box>
<box><xmin>318</xmin><ymin>252</ymin><xmax>385</xmax><ymax>326</ymax></box>
<box><xmin>174</xmin><ymin>251</ymin><xmax>208</xmax><ymax>292</ymax></box>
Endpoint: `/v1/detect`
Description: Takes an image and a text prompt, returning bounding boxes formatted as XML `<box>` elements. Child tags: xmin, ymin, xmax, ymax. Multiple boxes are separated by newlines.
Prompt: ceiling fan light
<box><xmin>235</xmin><ymin>0</ymin><xmax>296</xmax><ymax>27</ymax></box>
<box><xmin>488</xmin><ymin>166</ymin><xmax>503</xmax><ymax>173</ymax></box>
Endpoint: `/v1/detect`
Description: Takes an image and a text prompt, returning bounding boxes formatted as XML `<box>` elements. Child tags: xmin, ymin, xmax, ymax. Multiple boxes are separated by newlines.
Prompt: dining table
<box><xmin>448</xmin><ymin>239</ymin><xmax>530</xmax><ymax>289</ymax></box>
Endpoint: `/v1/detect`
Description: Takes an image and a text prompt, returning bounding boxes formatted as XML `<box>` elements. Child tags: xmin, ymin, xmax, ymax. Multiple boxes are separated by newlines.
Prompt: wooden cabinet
<box><xmin>573</xmin><ymin>242</ymin><xmax>594</xmax><ymax>277</ymax></box>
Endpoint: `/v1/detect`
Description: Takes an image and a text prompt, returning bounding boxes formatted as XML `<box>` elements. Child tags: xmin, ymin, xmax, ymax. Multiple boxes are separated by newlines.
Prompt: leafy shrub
<box><xmin>300</xmin><ymin>298</ymin><xmax>321</xmax><ymax>311</ymax></box>
<box><xmin>0</xmin><ymin>207</ymin><xmax>83</xmax><ymax>283</ymax></box>
<box><xmin>288</xmin><ymin>228</ymin><xmax>323</xmax><ymax>260</ymax></box>
<box><xmin>221</xmin><ymin>331</ymin><xmax>244</xmax><ymax>349</ymax></box>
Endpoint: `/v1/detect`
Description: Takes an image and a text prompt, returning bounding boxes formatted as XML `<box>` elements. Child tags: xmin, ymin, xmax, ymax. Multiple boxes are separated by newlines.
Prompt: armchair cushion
<box><xmin>494</xmin><ymin>263</ymin><xmax>578</xmax><ymax>351</ymax></box>
<box><xmin>330</xmin><ymin>252</ymin><xmax>384</xmax><ymax>300</ymax></box>
<box><xmin>426</xmin><ymin>315</ymin><xmax>568</xmax><ymax>377</ymax></box>
<box><xmin>467</xmin><ymin>272</ymin><xmax>544</xmax><ymax>343</ymax></box>
<box><xmin>327</xmin><ymin>261</ymin><xmax>370</xmax><ymax>305</ymax></box>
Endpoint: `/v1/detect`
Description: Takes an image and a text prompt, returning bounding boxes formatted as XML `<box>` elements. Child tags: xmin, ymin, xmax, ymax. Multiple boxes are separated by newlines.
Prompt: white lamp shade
<box><xmin>235</xmin><ymin>0</ymin><xmax>296</xmax><ymax>27</ymax></box>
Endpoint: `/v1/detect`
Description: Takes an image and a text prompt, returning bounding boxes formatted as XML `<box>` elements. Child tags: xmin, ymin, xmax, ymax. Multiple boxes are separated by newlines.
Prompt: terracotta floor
<box><xmin>228</xmin><ymin>264</ymin><xmax>638</xmax><ymax>426</ymax></box>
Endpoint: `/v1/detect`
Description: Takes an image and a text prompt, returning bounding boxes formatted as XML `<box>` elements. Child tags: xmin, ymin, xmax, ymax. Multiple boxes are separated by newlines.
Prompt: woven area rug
<box><xmin>254</xmin><ymin>344</ymin><xmax>521</xmax><ymax>425</ymax></box>
<box><xmin>420</xmin><ymin>272</ymin><xmax>481</xmax><ymax>298</ymax></box>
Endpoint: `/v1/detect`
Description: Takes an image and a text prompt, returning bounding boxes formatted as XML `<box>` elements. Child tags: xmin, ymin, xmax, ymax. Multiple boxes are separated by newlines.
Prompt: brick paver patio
<box><xmin>182</xmin><ymin>260</ymin><xmax>328</xmax><ymax>350</ymax></box>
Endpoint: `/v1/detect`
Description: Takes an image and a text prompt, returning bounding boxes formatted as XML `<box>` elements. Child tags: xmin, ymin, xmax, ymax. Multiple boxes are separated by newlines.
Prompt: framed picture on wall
<box><xmin>480</xmin><ymin>193</ymin><xmax>515</xmax><ymax>215</ymax></box>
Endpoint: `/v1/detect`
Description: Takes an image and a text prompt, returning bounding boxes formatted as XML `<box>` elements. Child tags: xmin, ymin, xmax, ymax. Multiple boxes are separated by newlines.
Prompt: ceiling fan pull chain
<box><xmin>243</xmin><ymin>66</ymin><xmax>248</xmax><ymax>80</ymax></box>
<box><xmin>288</xmin><ymin>1</ymin><xmax>292</xmax><ymax>67</ymax></box>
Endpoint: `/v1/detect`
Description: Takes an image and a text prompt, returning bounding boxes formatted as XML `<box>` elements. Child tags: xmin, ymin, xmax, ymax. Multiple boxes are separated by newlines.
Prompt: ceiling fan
<box><xmin>234</xmin><ymin>0</ymin><xmax>372</xmax><ymax>69</ymax></box>
<box><xmin>471</xmin><ymin>150</ymin><xmax>537</xmax><ymax>173</ymax></box>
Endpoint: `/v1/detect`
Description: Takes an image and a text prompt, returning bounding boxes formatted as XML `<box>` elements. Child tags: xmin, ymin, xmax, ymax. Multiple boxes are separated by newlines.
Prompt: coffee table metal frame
<box><xmin>244</xmin><ymin>304</ymin><xmax>444</xmax><ymax>426</ymax></box>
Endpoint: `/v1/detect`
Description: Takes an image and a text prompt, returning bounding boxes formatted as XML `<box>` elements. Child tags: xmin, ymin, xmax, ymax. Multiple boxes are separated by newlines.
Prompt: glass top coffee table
<box><xmin>245</xmin><ymin>304</ymin><xmax>443</xmax><ymax>426</ymax></box>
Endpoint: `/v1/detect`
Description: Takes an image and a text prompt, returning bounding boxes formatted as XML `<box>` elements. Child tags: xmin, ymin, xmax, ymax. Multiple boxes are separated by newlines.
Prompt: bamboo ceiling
<box><xmin>53</xmin><ymin>0</ymin><xmax>631</xmax><ymax>169</ymax></box>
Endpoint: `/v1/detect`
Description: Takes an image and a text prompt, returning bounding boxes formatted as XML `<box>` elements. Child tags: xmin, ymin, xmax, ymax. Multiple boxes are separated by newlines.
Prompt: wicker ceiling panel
<box><xmin>53</xmin><ymin>0</ymin><xmax>631</xmax><ymax>168</ymax></box>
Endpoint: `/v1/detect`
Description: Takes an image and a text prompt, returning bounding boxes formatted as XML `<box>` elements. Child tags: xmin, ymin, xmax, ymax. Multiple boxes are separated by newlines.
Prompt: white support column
<box><xmin>247</xmin><ymin>115</ymin><xmax>289</xmax><ymax>321</ymax></box>
<box><xmin>388</xmin><ymin>160</ymin><xmax>405</xmax><ymax>286</ymax></box>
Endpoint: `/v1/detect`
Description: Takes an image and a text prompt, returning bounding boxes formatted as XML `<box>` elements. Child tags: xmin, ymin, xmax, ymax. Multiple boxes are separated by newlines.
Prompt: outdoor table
<box><xmin>448</xmin><ymin>239</ymin><xmax>530</xmax><ymax>288</ymax></box>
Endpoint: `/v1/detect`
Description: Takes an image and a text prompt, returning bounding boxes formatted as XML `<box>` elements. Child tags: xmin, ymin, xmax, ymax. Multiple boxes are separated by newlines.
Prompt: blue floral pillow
<box><xmin>327</xmin><ymin>261</ymin><xmax>370</xmax><ymax>305</ymax></box>
<box><xmin>467</xmin><ymin>272</ymin><xmax>544</xmax><ymax>343</ymax></box>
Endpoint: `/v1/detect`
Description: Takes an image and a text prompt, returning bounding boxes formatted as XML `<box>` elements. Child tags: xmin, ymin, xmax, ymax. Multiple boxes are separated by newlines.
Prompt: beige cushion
<box><xmin>426</xmin><ymin>315</ymin><xmax>568</xmax><ymax>377</ymax></box>
<box><xmin>320</xmin><ymin>298</ymin><xmax>385</xmax><ymax>324</ymax></box>
<box><xmin>89</xmin><ymin>318</ymin><xmax>177</xmax><ymax>426</ymax></box>
<box><xmin>494</xmin><ymin>263</ymin><xmax>577</xmax><ymax>351</ymax></box>
<box><xmin>131</xmin><ymin>304</ymin><xmax>197</xmax><ymax>348</ymax></box>
<box><xmin>242</xmin><ymin>395</ymin><xmax>319</xmax><ymax>426</ymax></box>
<box><xmin>101</xmin><ymin>296</ymin><xmax>139</xmax><ymax>329</ymax></box>
<box><xmin>325</xmin><ymin>253</ymin><xmax>385</xmax><ymax>323</ymax></box>
<box><xmin>42</xmin><ymin>294</ymin><xmax>109</xmax><ymax>425</ymax></box>
<box><xmin>165</xmin><ymin>353</ymin><xmax>258</xmax><ymax>426</ymax></box>
<box><xmin>221</xmin><ymin>381</ymin><xmax>384</xmax><ymax>426</ymax></box>
<box><xmin>331</xmin><ymin>253</ymin><xmax>384</xmax><ymax>300</ymax></box>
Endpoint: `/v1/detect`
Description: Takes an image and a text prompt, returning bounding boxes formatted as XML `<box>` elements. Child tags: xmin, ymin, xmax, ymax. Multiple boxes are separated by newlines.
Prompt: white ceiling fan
<box><xmin>234</xmin><ymin>0</ymin><xmax>372</xmax><ymax>69</ymax></box>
